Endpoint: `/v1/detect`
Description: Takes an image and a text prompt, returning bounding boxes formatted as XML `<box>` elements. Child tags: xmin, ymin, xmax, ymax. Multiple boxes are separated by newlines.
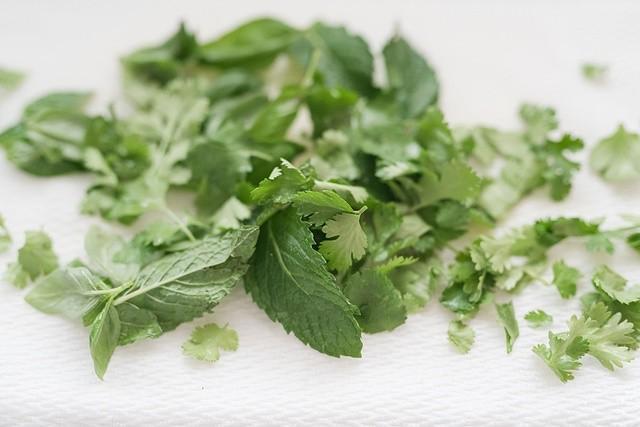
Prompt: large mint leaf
<box><xmin>115</xmin><ymin>226</ymin><xmax>258</xmax><ymax>331</ymax></box>
<box><xmin>245</xmin><ymin>207</ymin><xmax>362</xmax><ymax>357</ymax></box>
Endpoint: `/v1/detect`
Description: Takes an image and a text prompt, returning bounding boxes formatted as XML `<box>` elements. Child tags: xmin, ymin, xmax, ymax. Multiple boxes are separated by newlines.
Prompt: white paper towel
<box><xmin>1</xmin><ymin>1</ymin><xmax>640</xmax><ymax>425</ymax></box>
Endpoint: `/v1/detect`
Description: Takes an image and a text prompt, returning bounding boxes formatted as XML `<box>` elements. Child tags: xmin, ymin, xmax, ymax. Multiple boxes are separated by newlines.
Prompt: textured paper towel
<box><xmin>1</xmin><ymin>1</ymin><xmax>640</xmax><ymax>425</ymax></box>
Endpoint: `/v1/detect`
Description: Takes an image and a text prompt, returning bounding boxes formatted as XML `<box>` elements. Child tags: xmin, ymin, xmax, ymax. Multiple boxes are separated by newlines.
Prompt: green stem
<box><xmin>161</xmin><ymin>206</ymin><xmax>196</xmax><ymax>242</ymax></box>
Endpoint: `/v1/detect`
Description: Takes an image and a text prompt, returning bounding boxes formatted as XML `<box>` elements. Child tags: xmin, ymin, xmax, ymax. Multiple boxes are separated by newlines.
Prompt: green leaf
<box><xmin>211</xmin><ymin>197</ymin><xmax>252</xmax><ymax>230</ymax></box>
<box><xmin>1</xmin><ymin>92</ymin><xmax>92</xmax><ymax>176</ymax></box>
<box><xmin>525</xmin><ymin>310</ymin><xmax>553</xmax><ymax>328</ymax></box>
<box><xmin>382</xmin><ymin>35</ymin><xmax>438</xmax><ymax>118</ymax></box>
<box><xmin>552</xmin><ymin>261</ymin><xmax>581</xmax><ymax>299</ymax></box>
<box><xmin>25</xmin><ymin>267</ymin><xmax>103</xmax><ymax>319</ymax></box>
<box><xmin>306</xmin><ymin>85</ymin><xmax>358</xmax><ymax>137</ymax></box>
<box><xmin>448</xmin><ymin>320</ymin><xmax>475</xmax><ymax>354</ymax></box>
<box><xmin>495</xmin><ymin>301</ymin><xmax>519</xmax><ymax>353</ymax></box>
<box><xmin>592</xmin><ymin>265</ymin><xmax>640</xmax><ymax>304</ymax></box>
<box><xmin>627</xmin><ymin>232</ymin><xmax>640</xmax><ymax>253</ymax></box>
<box><xmin>199</xmin><ymin>18</ymin><xmax>298</xmax><ymax>67</ymax></box>
<box><xmin>7</xmin><ymin>230</ymin><xmax>59</xmax><ymax>288</ymax></box>
<box><xmin>582</xmin><ymin>63</ymin><xmax>608</xmax><ymax>82</ymax></box>
<box><xmin>245</xmin><ymin>208</ymin><xmax>362</xmax><ymax>357</ymax></box>
<box><xmin>182</xmin><ymin>323</ymin><xmax>238</xmax><ymax>362</ymax></box>
<box><xmin>0</xmin><ymin>214</ymin><xmax>11</xmax><ymax>253</ymax></box>
<box><xmin>416</xmin><ymin>160</ymin><xmax>483</xmax><ymax>207</ymax></box>
<box><xmin>343</xmin><ymin>269</ymin><xmax>407</xmax><ymax>333</ymax></box>
<box><xmin>116</xmin><ymin>302</ymin><xmax>162</xmax><ymax>345</ymax></box>
<box><xmin>122</xmin><ymin>22</ymin><xmax>198</xmax><ymax>84</ymax></box>
<box><xmin>85</xmin><ymin>226</ymin><xmax>139</xmax><ymax>284</ymax></box>
<box><xmin>115</xmin><ymin>226</ymin><xmax>259</xmax><ymax>331</ymax></box>
<box><xmin>89</xmin><ymin>301</ymin><xmax>121</xmax><ymax>379</ymax></box>
<box><xmin>519</xmin><ymin>104</ymin><xmax>558</xmax><ymax>145</ymax></box>
<box><xmin>590</xmin><ymin>125</ymin><xmax>640</xmax><ymax>181</ymax></box>
<box><xmin>585</xmin><ymin>233</ymin><xmax>615</xmax><ymax>254</ymax></box>
<box><xmin>0</xmin><ymin>67</ymin><xmax>25</xmax><ymax>91</ymax></box>
<box><xmin>293</xmin><ymin>22</ymin><xmax>375</xmax><ymax>96</ymax></box>
<box><xmin>319</xmin><ymin>209</ymin><xmax>368</xmax><ymax>272</ymax></box>
<box><xmin>292</xmin><ymin>190</ymin><xmax>353</xmax><ymax>226</ymax></box>
<box><xmin>251</xmin><ymin>160</ymin><xmax>313</xmax><ymax>205</ymax></box>
<box><xmin>534</xmin><ymin>134</ymin><xmax>584</xmax><ymax>201</ymax></box>
<box><xmin>390</xmin><ymin>259</ymin><xmax>442</xmax><ymax>313</ymax></box>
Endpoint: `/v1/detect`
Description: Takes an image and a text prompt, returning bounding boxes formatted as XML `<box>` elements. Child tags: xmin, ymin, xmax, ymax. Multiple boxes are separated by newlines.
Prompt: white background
<box><xmin>1</xmin><ymin>1</ymin><xmax>640</xmax><ymax>425</ymax></box>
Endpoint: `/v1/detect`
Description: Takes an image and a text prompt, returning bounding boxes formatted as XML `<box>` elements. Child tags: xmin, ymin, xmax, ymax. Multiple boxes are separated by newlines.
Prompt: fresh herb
<box><xmin>182</xmin><ymin>323</ymin><xmax>239</xmax><ymax>363</ymax></box>
<box><xmin>6</xmin><ymin>230</ymin><xmax>58</xmax><ymax>288</ymax></box>
<box><xmin>1</xmin><ymin>18</ymin><xmax>639</xmax><ymax>382</ymax></box>
<box><xmin>581</xmin><ymin>63</ymin><xmax>608</xmax><ymax>82</ymax></box>
<box><xmin>590</xmin><ymin>125</ymin><xmax>640</xmax><ymax>181</ymax></box>
<box><xmin>0</xmin><ymin>215</ymin><xmax>11</xmax><ymax>253</ymax></box>
<box><xmin>525</xmin><ymin>310</ymin><xmax>553</xmax><ymax>328</ymax></box>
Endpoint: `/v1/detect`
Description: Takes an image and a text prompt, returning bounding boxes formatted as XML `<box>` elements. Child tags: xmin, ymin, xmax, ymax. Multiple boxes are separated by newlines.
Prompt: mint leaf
<box><xmin>590</xmin><ymin>125</ymin><xmax>640</xmax><ymax>181</ymax></box>
<box><xmin>525</xmin><ymin>310</ymin><xmax>553</xmax><ymax>328</ymax></box>
<box><xmin>199</xmin><ymin>18</ymin><xmax>298</xmax><ymax>67</ymax></box>
<box><xmin>343</xmin><ymin>269</ymin><xmax>407</xmax><ymax>333</ymax></box>
<box><xmin>293</xmin><ymin>23</ymin><xmax>375</xmax><ymax>96</ymax></box>
<box><xmin>25</xmin><ymin>267</ymin><xmax>103</xmax><ymax>320</ymax></box>
<box><xmin>116</xmin><ymin>302</ymin><xmax>162</xmax><ymax>345</ymax></box>
<box><xmin>89</xmin><ymin>301</ymin><xmax>121</xmax><ymax>379</ymax></box>
<box><xmin>383</xmin><ymin>35</ymin><xmax>438</xmax><ymax>118</ymax></box>
<box><xmin>448</xmin><ymin>320</ymin><xmax>475</xmax><ymax>354</ymax></box>
<box><xmin>319</xmin><ymin>208</ymin><xmax>368</xmax><ymax>272</ymax></box>
<box><xmin>85</xmin><ymin>226</ymin><xmax>139</xmax><ymax>284</ymax></box>
<box><xmin>552</xmin><ymin>261</ymin><xmax>581</xmax><ymax>299</ymax></box>
<box><xmin>115</xmin><ymin>226</ymin><xmax>258</xmax><ymax>331</ymax></box>
<box><xmin>245</xmin><ymin>208</ymin><xmax>362</xmax><ymax>357</ymax></box>
<box><xmin>495</xmin><ymin>302</ymin><xmax>519</xmax><ymax>353</ymax></box>
<box><xmin>182</xmin><ymin>323</ymin><xmax>238</xmax><ymax>363</ymax></box>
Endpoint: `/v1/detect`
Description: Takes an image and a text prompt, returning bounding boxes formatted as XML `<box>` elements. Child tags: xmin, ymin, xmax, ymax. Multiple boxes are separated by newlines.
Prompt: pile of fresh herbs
<box><xmin>1</xmin><ymin>18</ymin><xmax>640</xmax><ymax>382</ymax></box>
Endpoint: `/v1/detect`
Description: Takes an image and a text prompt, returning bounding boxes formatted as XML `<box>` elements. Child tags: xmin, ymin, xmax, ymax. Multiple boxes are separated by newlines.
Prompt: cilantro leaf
<box><xmin>582</xmin><ymin>63</ymin><xmax>608</xmax><ymax>82</ymax></box>
<box><xmin>590</xmin><ymin>125</ymin><xmax>640</xmax><ymax>181</ymax></box>
<box><xmin>0</xmin><ymin>67</ymin><xmax>25</xmax><ymax>91</ymax></box>
<box><xmin>448</xmin><ymin>320</ymin><xmax>475</xmax><ymax>354</ymax></box>
<box><xmin>6</xmin><ymin>230</ymin><xmax>59</xmax><ymax>288</ymax></box>
<box><xmin>495</xmin><ymin>301</ymin><xmax>519</xmax><ymax>353</ymax></box>
<box><xmin>251</xmin><ymin>160</ymin><xmax>313</xmax><ymax>206</ymax></box>
<box><xmin>245</xmin><ymin>208</ymin><xmax>362</xmax><ymax>357</ymax></box>
<box><xmin>519</xmin><ymin>104</ymin><xmax>558</xmax><ymax>145</ymax></box>
<box><xmin>319</xmin><ymin>208</ymin><xmax>368</xmax><ymax>272</ymax></box>
<box><xmin>292</xmin><ymin>190</ymin><xmax>354</xmax><ymax>226</ymax></box>
<box><xmin>552</xmin><ymin>261</ymin><xmax>581</xmax><ymax>299</ymax></box>
<box><xmin>534</xmin><ymin>302</ymin><xmax>636</xmax><ymax>382</ymax></box>
<box><xmin>525</xmin><ymin>310</ymin><xmax>553</xmax><ymax>328</ymax></box>
<box><xmin>343</xmin><ymin>269</ymin><xmax>407</xmax><ymax>333</ymax></box>
<box><xmin>0</xmin><ymin>214</ymin><xmax>11</xmax><ymax>253</ymax></box>
<box><xmin>592</xmin><ymin>265</ymin><xmax>640</xmax><ymax>304</ymax></box>
<box><xmin>415</xmin><ymin>159</ymin><xmax>483</xmax><ymax>207</ymax></box>
<box><xmin>382</xmin><ymin>35</ymin><xmax>438</xmax><ymax>118</ymax></box>
<box><xmin>182</xmin><ymin>323</ymin><xmax>238</xmax><ymax>363</ymax></box>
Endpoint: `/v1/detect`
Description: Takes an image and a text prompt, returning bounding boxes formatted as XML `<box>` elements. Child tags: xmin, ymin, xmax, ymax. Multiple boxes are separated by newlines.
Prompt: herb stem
<box><xmin>161</xmin><ymin>206</ymin><xmax>196</xmax><ymax>242</ymax></box>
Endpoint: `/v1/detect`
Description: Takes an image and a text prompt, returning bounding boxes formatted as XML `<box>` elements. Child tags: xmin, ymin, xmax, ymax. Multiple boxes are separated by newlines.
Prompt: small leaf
<box><xmin>448</xmin><ymin>320</ymin><xmax>475</xmax><ymax>354</ymax></box>
<box><xmin>319</xmin><ymin>209</ymin><xmax>368</xmax><ymax>272</ymax></box>
<box><xmin>552</xmin><ymin>261</ymin><xmax>581</xmax><ymax>299</ymax></box>
<box><xmin>183</xmin><ymin>323</ymin><xmax>239</xmax><ymax>363</ymax></box>
<box><xmin>524</xmin><ymin>310</ymin><xmax>553</xmax><ymax>328</ymax></box>
<box><xmin>495</xmin><ymin>302</ymin><xmax>519</xmax><ymax>353</ymax></box>
<box><xmin>89</xmin><ymin>301</ymin><xmax>121</xmax><ymax>379</ymax></box>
